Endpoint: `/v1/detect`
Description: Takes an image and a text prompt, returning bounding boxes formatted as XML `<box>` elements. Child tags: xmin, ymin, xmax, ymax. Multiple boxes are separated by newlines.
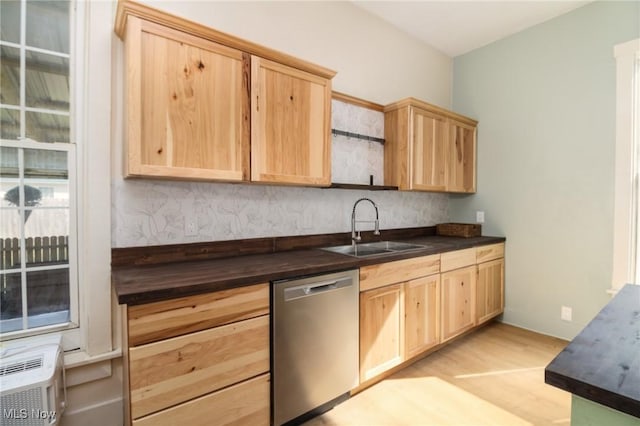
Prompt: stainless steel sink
<box><xmin>320</xmin><ymin>241</ymin><xmax>427</xmax><ymax>258</ymax></box>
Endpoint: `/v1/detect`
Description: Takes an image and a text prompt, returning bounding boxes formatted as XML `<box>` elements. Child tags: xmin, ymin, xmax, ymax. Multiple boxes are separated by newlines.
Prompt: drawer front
<box><xmin>440</xmin><ymin>248</ymin><xmax>476</xmax><ymax>272</ymax></box>
<box><xmin>360</xmin><ymin>254</ymin><xmax>440</xmax><ymax>291</ymax></box>
<box><xmin>128</xmin><ymin>283</ymin><xmax>269</xmax><ymax>346</ymax></box>
<box><xmin>129</xmin><ymin>315</ymin><xmax>269</xmax><ymax>419</ymax></box>
<box><xmin>476</xmin><ymin>243</ymin><xmax>505</xmax><ymax>263</ymax></box>
<box><xmin>133</xmin><ymin>373</ymin><xmax>270</xmax><ymax>426</ymax></box>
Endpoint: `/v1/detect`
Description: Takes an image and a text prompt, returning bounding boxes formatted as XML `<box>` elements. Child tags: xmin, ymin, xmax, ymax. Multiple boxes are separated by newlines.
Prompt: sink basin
<box><xmin>364</xmin><ymin>241</ymin><xmax>427</xmax><ymax>251</ymax></box>
<box><xmin>321</xmin><ymin>241</ymin><xmax>427</xmax><ymax>258</ymax></box>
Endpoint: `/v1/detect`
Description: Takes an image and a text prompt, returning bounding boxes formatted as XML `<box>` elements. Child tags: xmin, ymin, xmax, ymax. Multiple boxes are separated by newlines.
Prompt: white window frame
<box><xmin>1</xmin><ymin>1</ymin><xmax>116</xmax><ymax>368</ymax></box>
<box><xmin>0</xmin><ymin>0</ymin><xmax>79</xmax><ymax>346</ymax></box>
<box><xmin>611</xmin><ymin>38</ymin><xmax>640</xmax><ymax>293</ymax></box>
<box><xmin>71</xmin><ymin>0</ymin><xmax>115</xmax><ymax>362</ymax></box>
<box><xmin>0</xmin><ymin>140</ymin><xmax>79</xmax><ymax>341</ymax></box>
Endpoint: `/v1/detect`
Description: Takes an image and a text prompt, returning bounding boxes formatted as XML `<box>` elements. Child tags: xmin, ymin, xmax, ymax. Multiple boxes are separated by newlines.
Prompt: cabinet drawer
<box><xmin>129</xmin><ymin>315</ymin><xmax>269</xmax><ymax>419</ymax></box>
<box><xmin>476</xmin><ymin>243</ymin><xmax>505</xmax><ymax>263</ymax></box>
<box><xmin>128</xmin><ymin>283</ymin><xmax>269</xmax><ymax>346</ymax></box>
<box><xmin>133</xmin><ymin>373</ymin><xmax>270</xmax><ymax>426</ymax></box>
<box><xmin>440</xmin><ymin>248</ymin><xmax>476</xmax><ymax>272</ymax></box>
<box><xmin>360</xmin><ymin>254</ymin><xmax>440</xmax><ymax>291</ymax></box>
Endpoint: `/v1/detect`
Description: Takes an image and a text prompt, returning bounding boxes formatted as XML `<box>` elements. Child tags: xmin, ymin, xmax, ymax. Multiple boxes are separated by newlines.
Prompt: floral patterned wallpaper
<box><xmin>111</xmin><ymin>99</ymin><xmax>448</xmax><ymax>247</ymax></box>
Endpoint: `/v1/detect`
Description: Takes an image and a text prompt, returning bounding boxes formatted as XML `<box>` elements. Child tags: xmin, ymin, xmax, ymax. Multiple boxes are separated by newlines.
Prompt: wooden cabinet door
<box><xmin>360</xmin><ymin>283</ymin><xmax>404</xmax><ymax>382</ymax></box>
<box><xmin>251</xmin><ymin>56</ymin><xmax>331</xmax><ymax>186</ymax></box>
<box><xmin>411</xmin><ymin>107</ymin><xmax>447</xmax><ymax>191</ymax></box>
<box><xmin>441</xmin><ymin>265</ymin><xmax>476</xmax><ymax>342</ymax></box>
<box><xmin>477</xmin><ymin>258</ymin><xmax>505</xmax><ymax>324</ymax></box>
<box><xmin>405</xmin><ymin>275</ymin><xmax>440</xmax><ymax>359</ymax></box>
<box><xmin>447</xmin><ymin>118</ymin><xmax>476</xmax><ymax>193</ymax></box>
<box><xmin>125</xmin><ymin>17</ymin><xmax>250</xmax><ymax>181</ymax></box>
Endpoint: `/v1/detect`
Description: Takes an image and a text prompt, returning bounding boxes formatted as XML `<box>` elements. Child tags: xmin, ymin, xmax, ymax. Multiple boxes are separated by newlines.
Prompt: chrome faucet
<box><xmin>351</xmin><ymin>197</ymin><xmax>380</xmax><ymax>246</ymax></box>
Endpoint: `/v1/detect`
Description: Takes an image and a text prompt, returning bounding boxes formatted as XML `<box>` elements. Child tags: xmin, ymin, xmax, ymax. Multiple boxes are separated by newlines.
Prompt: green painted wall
<box><xmin>450</xmin><ymin>1</ymin><xmax>639</xmax><ymax>339</ymax></box>
<box><xmin>572</xmin><ymin>396</ymin><xmax>640</xmax><ymax>426</ymax></box>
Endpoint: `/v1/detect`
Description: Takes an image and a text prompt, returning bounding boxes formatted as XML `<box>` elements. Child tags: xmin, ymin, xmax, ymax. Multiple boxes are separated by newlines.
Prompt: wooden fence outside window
<box><xmin>1</xmin><ymin>236</ymin><xmax>69</xmax><ymax>269</ymax></box>
<box><xmin>1</xmin><ymin>236</ymin><xmax>70</xmax><ymax>320</ymax></box>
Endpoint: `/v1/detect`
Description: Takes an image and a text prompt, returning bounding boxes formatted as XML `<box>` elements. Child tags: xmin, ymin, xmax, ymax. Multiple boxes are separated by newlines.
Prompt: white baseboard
<box><xmin>61</xmin><ymin>397</ymin><xmax>123</xmax><ymax>426</ymax></box>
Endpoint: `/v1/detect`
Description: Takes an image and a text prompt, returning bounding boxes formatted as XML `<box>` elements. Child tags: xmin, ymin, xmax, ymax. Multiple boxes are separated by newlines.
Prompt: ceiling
<box><xmin>352</xmin><ymin>1</ymin><xmax>592</xmax><ymax>57</ymax></box>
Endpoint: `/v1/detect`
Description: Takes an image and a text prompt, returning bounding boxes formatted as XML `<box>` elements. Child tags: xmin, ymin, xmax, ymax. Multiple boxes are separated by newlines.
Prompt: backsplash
<box><xmin>111</xmin><ymin>99</ymin><xmax>448</xmax><ymax>247</ymax></box>
<box><xmin>111</xmin><ymin>181</ymin><xmax>447</xmax><ymax>247</ymax></box>
<box><xmin>331</xmin><ymin>99</ymin><xmax>384</xmax><ymax>186</ymax></box>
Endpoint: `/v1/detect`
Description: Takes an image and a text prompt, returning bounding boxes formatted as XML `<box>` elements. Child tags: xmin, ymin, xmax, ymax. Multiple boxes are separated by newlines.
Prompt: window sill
<box><xmin>64</xmin><ymin>348</ymin><xmax>122</xmax><ymax>388</ymax></box>
<box><xmin>64</xmin><ymin>347</ymin><xmax>122</xmax><ymax>369</ymax></box>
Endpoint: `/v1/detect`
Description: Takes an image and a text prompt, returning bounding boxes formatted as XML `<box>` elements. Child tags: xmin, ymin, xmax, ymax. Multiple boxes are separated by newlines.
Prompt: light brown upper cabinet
<box><xmin>251</xmin><ymin>57</ymin><xmax>332</xmax><ymax>186</ymax></box>
<box><xmin>115</xmin><ymin>0</ymin><xmax>335</xmax><ymax>186</ymax></box>
<box><xmin>448</xmin><ymin>118</ymin><xmax>477</xmax><ymax>192</ymax></box>
<box><xmin>384</xmin><ymin>98</ymin><xmax>477</xmax><ymax>193</ymax></box>
<box><xmin>121</xmin><ymin>18</ymin><xmax>250</xmax><ymax>182</ymax></box>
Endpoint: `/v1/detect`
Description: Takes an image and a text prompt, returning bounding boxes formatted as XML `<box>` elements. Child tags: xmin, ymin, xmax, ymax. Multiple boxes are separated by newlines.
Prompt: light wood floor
<box><xmin>305</xmin><ymin>322</ymin><xmax>571</xmax><ymax>426</ymax></box>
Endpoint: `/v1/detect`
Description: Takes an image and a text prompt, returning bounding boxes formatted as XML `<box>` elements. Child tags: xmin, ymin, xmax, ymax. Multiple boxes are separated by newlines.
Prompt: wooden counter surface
<box><xmin>112</xmin><ymin>230</ymin><xmax>505</xmax><ymax>306</ymax></box>
<box><xmin>545</xmin><ymin>284</ymin><xmax>640</xmax><ymax>418</ymax></box>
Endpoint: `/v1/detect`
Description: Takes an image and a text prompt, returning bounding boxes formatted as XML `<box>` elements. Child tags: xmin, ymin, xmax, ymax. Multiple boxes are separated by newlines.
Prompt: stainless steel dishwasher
<box><xmin>272</xmin><ymin>269</ymin><xmax>359</xmax><ymax>425</ymax></box>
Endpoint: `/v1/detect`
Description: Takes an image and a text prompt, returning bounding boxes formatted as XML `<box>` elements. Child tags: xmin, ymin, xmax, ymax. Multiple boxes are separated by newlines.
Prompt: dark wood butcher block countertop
<box><xmin>545</xmin><ymin>284</ymin><xmax>640</xmax><ymax>418</ymax></box>
<box><xmin>112</xmin><ymin>227</ymin><xmax>505</xmax><ymax>306</ymax></box>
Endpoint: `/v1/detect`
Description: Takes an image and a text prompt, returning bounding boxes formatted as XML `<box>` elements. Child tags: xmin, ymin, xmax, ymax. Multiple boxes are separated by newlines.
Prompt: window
<box><xmin>0</xmin><ymin>1</ymin><xmax>78</xmax><ymax>340</ymax></box>
<box><xmin>611</xmin><ymin>38</ymin><xmax>640</xmax><ymax>292</ymax></box>
<box><xmin>631</xmin><ymin>51</ymin><xmax>640</xmax><ymax>283</ymax></box>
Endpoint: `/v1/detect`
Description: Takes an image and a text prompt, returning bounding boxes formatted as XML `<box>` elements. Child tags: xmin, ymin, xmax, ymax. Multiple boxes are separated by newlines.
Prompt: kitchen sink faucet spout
<box><xmin>351</xmin><ymin>198</ymin><xmax>380</xmax><ymax>246</ymax></box>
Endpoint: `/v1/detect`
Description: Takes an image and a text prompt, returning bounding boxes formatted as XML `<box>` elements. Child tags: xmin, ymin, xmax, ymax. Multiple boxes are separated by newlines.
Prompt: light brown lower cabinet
<box><xmin>404</xmin><ymin>275</ymin><xmax>440</xmax><ymax>359</ymax></box>
<box><xmin>132</xmin><ymin>374</ymin><xmax>270</xmax><ymax>426</ymax></box>
<box><xmin>122</xmin><ymin>283</ymin><xmax>270</xmax><ymax>426</ymax></box>
<box><xmin>359</xmin><ymin>254</ymin><xmax>442</xmax><ymax>385</ymax></box>
<box><xmin>477</xmin><ymin>258</ymin><xmax>505</xmax><ymax>324</ymax></box>
<box><xmin>359</xmin><ymin>283</ymin><xmax>405</xmax><ymax>383</ymax></box>
<box><xmin>129</xmin><ymin>316</ymin><xmax>269</xmax><ymax>418</ymax></box>
<box><xmin>441</xmin><ymin>265</ymin><xmax>476</xmax><ymax>342</ymax></box>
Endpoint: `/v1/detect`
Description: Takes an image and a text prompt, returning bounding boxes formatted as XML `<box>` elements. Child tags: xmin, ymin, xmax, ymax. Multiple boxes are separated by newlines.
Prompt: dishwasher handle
<box><xmin>283</xmin><ymin>276</ymin><xmax>353</xmax><ymax>301</ymax></box>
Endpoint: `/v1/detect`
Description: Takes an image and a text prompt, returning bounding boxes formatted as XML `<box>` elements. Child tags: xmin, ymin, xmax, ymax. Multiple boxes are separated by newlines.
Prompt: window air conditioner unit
<box><xmin>0</xmin><ymin>335</ymin><xmax>65</xmax><ymax>426</ymax></box>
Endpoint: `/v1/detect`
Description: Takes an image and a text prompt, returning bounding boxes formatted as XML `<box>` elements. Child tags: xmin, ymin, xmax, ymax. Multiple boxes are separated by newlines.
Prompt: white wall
<box><xmin>137</xmin><ymin>0</ymin><xmax>452</xmax><ymax>107</ymax></box>
<box><xmin>450</xmin><ymin>1</ymin><xmax>640</xmax><ymax>340</ymax></box>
